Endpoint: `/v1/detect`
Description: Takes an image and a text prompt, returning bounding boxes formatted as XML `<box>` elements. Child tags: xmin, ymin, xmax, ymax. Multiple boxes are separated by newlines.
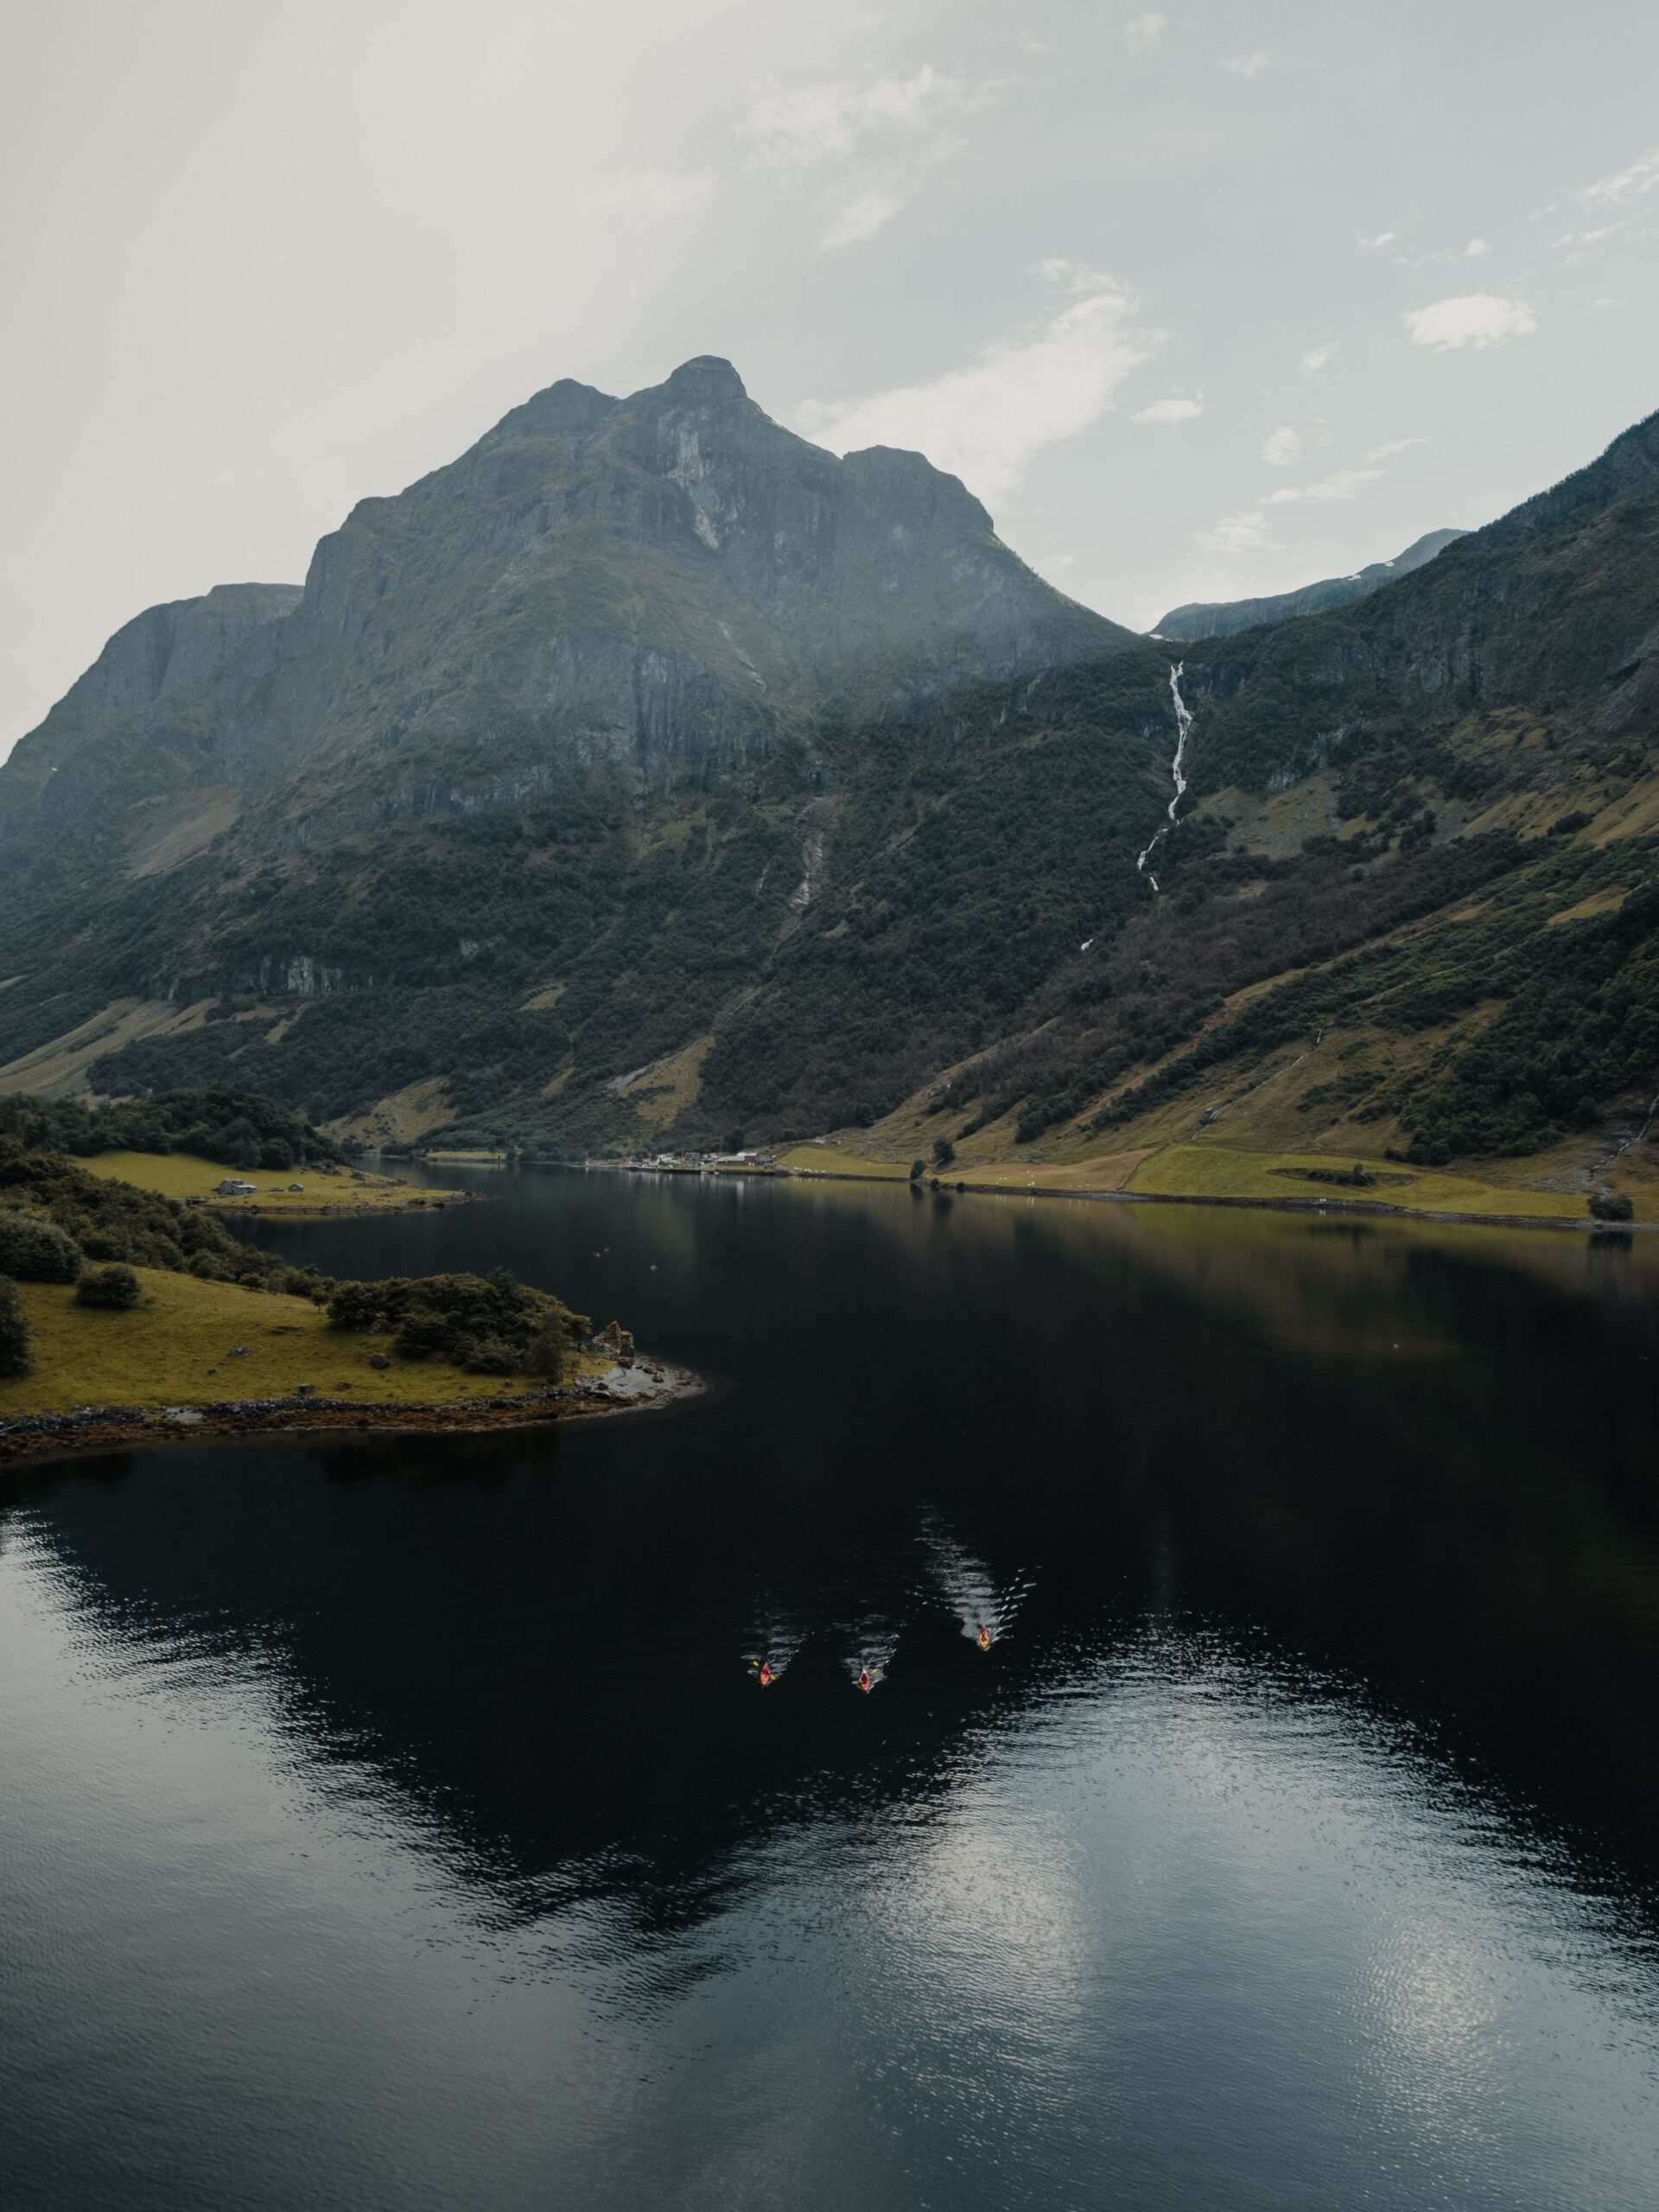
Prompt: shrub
<box><xmin>0</xmin><ymin>1274</ymin><xmax>29</xmax><ymax>1376</ymax></box>
<box><xmin>931</xmin><ymin>1136</ymin><xmax>956</xmax><ymax>1170</ymax></box>
<box><xmin>522</xmin><ymin>1321</ymin><xmax>568</xmax><ymax>1383</ymax></box>
<box><xmin>909</xmin><ymin>1159</ymin><xmax>926</xmax><ymax>1181</ymax></box>
<box><xmin>329</xmin><ymin>1269</ymin><xmax>588</xmax><ymax>1369</ymax></box>
<box><xmin>75</xmin><ymin>1263</ymin><xmax>142</xmax><ymax>1310</ymax></box>
<box><xmin>461</xmin><ymin>1336</ymin><xmax>518</xmax><ymax>1376</ymax></box>
<box><xmin>1588</xmin><ymin>1189</ymin><xmax>1635</xmax><ymax>1222</ymax></box>
<box><xmin>0</xmin><ymin>1209</ymin><xmax>83</xmax><ymax>1283</ymax></box>
<box><xmin>392</xmin><ymin>1310</ymin><xmax>456</xmax><ymax>1361</ymax></box>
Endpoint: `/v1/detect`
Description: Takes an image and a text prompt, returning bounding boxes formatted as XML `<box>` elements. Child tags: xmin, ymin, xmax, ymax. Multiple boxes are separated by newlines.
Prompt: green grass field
<box><xmin>1126</xmin><ymin>1144</ymin><xmax>1592</xmax><ymax>1219</ymax></box>
<box><xmin>779</xmin><ymin>1133</ymin><xmax>1635</xmax><ymax>1225</ymax></box>
<box><xmin>778</xmin><ymin>1145</ymin><xmax>912</xmax><ymax>1180</ymax></box>
<box><xmin>78</xmin><ymin>1150</ymin><xmax>461</xmax><ymax>1212</ymax></box>
<box><xmin>0</xmin><ymin>1268</ymin><xmax>515</xmax><ymax>1415</ymax></box>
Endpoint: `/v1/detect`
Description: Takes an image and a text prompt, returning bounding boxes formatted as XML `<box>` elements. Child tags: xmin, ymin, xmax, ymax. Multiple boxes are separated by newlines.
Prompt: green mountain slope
<box><xmin>852</xmin><ymin>412</ymin><xmax>1659</xmax><ymax>1199</ymax></box>
<box><xmin>2</xmin><ymin>379</ymin><xmax>1656</xmax><ymax>1201</ymax></box>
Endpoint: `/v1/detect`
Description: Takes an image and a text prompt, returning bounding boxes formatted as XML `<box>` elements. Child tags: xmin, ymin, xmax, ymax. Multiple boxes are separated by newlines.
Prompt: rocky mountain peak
<box><xmin>0</xmin><ymin>358</ymin><xmax>1131</xmax><ymax>868</ymax></box>
<box><xmin>658</xmin><ymin>355</ymin><xmax>748</xmax><ymax>404</ymax></box>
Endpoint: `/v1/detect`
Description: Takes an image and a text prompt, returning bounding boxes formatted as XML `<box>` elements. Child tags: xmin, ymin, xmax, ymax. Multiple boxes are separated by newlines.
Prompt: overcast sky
<box><xmin>3</xmin><ymin>0</ymin><xmax>1656</xmax><ymax>752</ymax></box>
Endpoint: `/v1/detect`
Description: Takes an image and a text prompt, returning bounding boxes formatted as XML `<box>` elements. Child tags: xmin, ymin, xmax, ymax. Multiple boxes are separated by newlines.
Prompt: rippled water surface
<box><xmin>4</xmin><ymin>1168</ymin><xmax>1659</xmax><ymax>2210</ymax></box>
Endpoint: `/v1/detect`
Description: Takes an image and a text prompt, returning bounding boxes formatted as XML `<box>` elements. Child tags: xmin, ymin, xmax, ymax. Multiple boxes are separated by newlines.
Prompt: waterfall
<box><xmin>1135</xmin><ymin>661</ymin><xmax>1193</xmax><ymax>894</ymax></box>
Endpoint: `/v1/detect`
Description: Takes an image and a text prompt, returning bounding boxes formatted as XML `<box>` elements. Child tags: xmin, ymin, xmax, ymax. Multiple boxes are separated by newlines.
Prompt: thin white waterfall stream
<box><xmin>1078</xmin><ymin>661</ymin><xmax>1194</xmax><ymax>949</ymax></box>
<box><xmin>1135</xmin><ymin>660</ymin><xmax>1193</xmax><ymax>893</ymax></box>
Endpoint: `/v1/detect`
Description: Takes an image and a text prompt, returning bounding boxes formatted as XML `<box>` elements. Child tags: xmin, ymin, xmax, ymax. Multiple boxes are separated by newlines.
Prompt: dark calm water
<box><xmin>3</xmin><ymin>1168</ymin><xmax>1659</xmax><ymax>2211</ymax></box>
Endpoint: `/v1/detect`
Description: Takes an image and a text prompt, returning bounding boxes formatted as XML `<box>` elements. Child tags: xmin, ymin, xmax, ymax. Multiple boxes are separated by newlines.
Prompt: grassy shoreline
<box><xmin>0</xmin><ymin>1268</ymin><xmax>696</xmax><ymax>1465</ymax></box>
<box><xmin>770</xmin><ymin>1141</ymin><xmax>1651</xmax><ymax>1233</ymax></box>
<box><xmin>78</xmin><ymin>1149</ymin><xmax>480</xmax><ymax>1217</ymax></box>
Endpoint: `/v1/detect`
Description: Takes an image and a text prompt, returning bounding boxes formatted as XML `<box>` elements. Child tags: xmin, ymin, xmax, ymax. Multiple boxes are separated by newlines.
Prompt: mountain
<box><xmin>0</xmin><ymin>358</ymin><xmax>1119</xmax><ymax>877</ymax></box>
<box><xmin>0</xmin><ymin>360</ymin><xmax>1165</xmax><ymax>1143</ymax></box>
<box><xmin>1</xmin><ymin>373</ymin><xmax>1656</xmax><ymax>1203</ymax></box>
<box><xmin>1154</xmin><ymin>529</ymin><xmax>1466</xmax><ymax>641</ymax></box>
<box><xmin>899</xmin><ymin>410</ymin><xmax>1659</xmax><ymax>1178</ymax></box>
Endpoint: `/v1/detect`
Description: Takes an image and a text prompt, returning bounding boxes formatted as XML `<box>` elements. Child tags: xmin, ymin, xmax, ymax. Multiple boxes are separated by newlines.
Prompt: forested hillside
<box><xmin>1</xmin><ymin>371</ymin><xmax>1655</xmax><ymax>1202</ymax></box>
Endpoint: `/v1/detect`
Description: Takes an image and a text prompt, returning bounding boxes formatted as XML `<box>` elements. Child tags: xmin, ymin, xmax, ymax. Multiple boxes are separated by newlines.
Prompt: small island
<box><xmin>0</xmin><ymin>1090</ymin><xmax>692</xmax><ymax>1465</ymax></box>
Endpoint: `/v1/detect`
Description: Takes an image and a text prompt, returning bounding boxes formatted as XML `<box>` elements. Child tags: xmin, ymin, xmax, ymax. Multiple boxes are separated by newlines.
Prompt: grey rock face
<box><xmin>1</xmin><ymin>359</ymin><xmax>1126</xmax><ymax>880</ymax></box>
<box><xmin>0</xmin><ymin>582</ymin><xmax>301</xmax><ymax>815</ymax></box>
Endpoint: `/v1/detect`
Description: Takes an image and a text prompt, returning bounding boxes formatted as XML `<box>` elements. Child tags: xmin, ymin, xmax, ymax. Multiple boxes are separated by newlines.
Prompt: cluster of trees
<box><xmin>326</xmin><ymin>1268</ymin><xmax>588</xmax><ymax>1378</ymax></box>
<box><xmin>0</xmin><ymin>1138</ymin><xmax>309</xmax><ymax>1285</ymax></box>
<box><xmin>73</xmin><ymin>652</ymin><xmax>1174</xmax><ymax>1155</ymax></box>
<box><xmin>0</xmin><ymin>1132</ymin><xmax>335</xmax><ymax>1377</ymax></box>
<box><xmin>71</xmin><ymin>760</ymin><xmax>809</xmax><ymax>1148</ymax></box>
<box><xmin>0</xmin><ymin>1088</ymin><xmax>342</xmax><ymax>1173</ymax></box>
<box><xmin>1397</xmin><ymin>883</ymin><xmax>1659</xmax><ymax>1161</ymax></box>
<box><xmin>0</xmin><ymin>1126</ymin><xmax>591</xmax><ymax>1388</ymax></box>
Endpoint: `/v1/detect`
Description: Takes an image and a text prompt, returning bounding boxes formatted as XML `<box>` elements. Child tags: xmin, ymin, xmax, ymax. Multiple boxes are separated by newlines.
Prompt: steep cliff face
<box><xmin>1184</xmin><ymin>411</ymin><xmax>1659</xmax><ymax>797</ymax></box>
<box><xmin>244</xmin><ymin>353</ymin><xmax>1122</xmax><ymax>828</ymax></box>
<box><xmin>0</xmin><ymin>582</ymin><xmax>301</xmax><ymax>833</ymax></box>
<box><xmin>1</xmin><ymin>360</ymin><xmax>1123</xmax><ymax>875</ymax></box>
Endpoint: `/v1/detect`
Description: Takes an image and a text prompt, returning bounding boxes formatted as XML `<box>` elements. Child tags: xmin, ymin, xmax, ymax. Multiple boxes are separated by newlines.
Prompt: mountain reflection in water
<box><xmin>3</xmin><ymin>1168</ymin><xmax>1659</xmax><ymax>2212</ymax></box>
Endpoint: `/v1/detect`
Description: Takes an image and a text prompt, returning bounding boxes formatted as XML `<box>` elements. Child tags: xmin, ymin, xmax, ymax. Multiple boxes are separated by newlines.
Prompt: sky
<box><xmin>2</xmin><ymin>0</ymin><xmax>1656</xmax><ymax>753</ymax></box>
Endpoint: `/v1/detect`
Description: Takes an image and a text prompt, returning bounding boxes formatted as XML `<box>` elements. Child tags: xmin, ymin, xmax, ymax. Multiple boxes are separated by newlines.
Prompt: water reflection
<box><xmin>4</xmin><ymin>1173</ymin><xmax>1659</xmax><ymax>2209</ymax></box>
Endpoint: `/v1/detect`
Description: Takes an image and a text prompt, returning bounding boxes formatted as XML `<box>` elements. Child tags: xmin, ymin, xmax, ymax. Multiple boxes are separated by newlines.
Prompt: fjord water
<box><xmin>3</xmin><ymin>1172</ymin><xmax>1659</xmax><ymax>2211</ymax></box>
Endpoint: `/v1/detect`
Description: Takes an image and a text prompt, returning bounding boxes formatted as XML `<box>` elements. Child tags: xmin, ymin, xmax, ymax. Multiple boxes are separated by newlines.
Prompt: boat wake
<box><xmin>920</xmin><ymin>1516</ymin><xmax>1029</xmax><ymax>1649</ymax></box>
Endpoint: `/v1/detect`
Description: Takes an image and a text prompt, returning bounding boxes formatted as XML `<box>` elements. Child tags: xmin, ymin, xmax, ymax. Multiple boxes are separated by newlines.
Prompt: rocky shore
<box><xmin>0</xmin><ymin>1357</ymin><xmax>702</xmax><ymax>1467</ymax></box>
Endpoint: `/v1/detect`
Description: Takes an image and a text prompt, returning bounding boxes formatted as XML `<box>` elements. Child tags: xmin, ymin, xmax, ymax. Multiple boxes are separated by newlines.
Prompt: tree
<box><xmin>392</xmin><ymin>1309</ymin><xmax>455</xmax><ymax>1361</ymax></box>
<box><xmin>75</xmin><ymin>1263</ymin><xmax>142</xmax><ymax>1309</ymax></box>
<box><xmin>909</xmin><ymin>1159</ymin><xmax>926</xmax><ymax>1181</ymax></box>
<box><xmin>0</xmin><ymin>1275</ymin><xmax>29</xmax><ymax>1376</ymax></box>
<box><xmin>0</xmin><ymin>1211</ymin><xmax>83</xmax><ymax>1283</ymax></box>
<box><xmin>1588</xmin><ymin>1189</ymin><xmax>1634</xmax><ymax>1222</ymax></box>
<box><xmin>931</xmin><ymin>1136</ymin><xmax>956</xmax><ymax>1170</ymax></box>
<box><xmin>523</xmin><ymin>1320</ymin><xmax>568</xmax><ymax>1384</ymax></box>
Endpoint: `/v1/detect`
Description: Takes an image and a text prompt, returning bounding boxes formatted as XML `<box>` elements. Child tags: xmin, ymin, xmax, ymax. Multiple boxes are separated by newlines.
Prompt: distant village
<box><xmin>620</xmin><ymin>1148</ymin><xmax>783</xmax><ymax>1176</ymax></box>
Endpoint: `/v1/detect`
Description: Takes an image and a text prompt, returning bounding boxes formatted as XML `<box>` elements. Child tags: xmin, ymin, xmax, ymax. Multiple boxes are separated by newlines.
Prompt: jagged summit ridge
<box><xmin>2</xmin><ymin>359</ymin><xmax>1128</xmax><ymax>861</ymax></box>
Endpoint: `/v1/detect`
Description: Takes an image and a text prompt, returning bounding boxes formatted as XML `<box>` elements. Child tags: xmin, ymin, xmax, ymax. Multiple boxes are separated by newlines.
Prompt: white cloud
<box><xmin>1592</xmin><ymin>295</ymin><xmax>1627</xmax><ymax>311</ymax></box>
<box><xmin>792</xmin><ymin>266</ymin><xmax>1162</xmax><ymax>507</ymax></box>
<box><xmin>1123</xmin><ymin>13</ymin><xmax>1166</xmax><ymax>54</ymax></box>
<box><xmin>1299</xmin><ymin>341</ymin><xmax>1337</xmax><ymax>378</ymax></box>
<box><xmin>1365</xmin><ymin>436</ymin><xmax>1427</xmax><ymax>461</ymax></box>
<box><xmin>738</xmin><ymin>66</ymin><xmax>1000</xmax><ymax>250</ymax></box>
<box><xmin>1573</xmin><ymin>147</ymin><xmax>1659</xmax><ymax>209</ymax></box>
<box><xmin>1402</xmin><ymin>293</ymin><xmax>1537</xmax><ymax>350</ymax></box>
<box><xmin>1198</xmin><ymin>512</ymin><xmax>1280</xmax><ymax>554</ymax></box>
<box><xmin>1221</xmin><ymin>52</ymin><xmax>1270</xmax><ymax>79</ymax></box>
<box><xmin>1263</xmin><ymin>467</ymin><xmax>1382</xmax><ymax>505</ymax></box>
<box><xmin>1261</xmin><ymin>423</ymin><xmax>1302</xmax><ymax>467</ymax></box>
<box><xmin>1358</xmin><ymin>230</ymin><xmax>1397</xmax><ymax>251</ymax></box>
<box><xmin>1465</xmin><ymin>237</ymin><xmax>1491</xmax><ymax>257</ymax></box>
<box><xmin>1135</xmin><ymin>393</ymin><xmax>1204</xmax><ymax>426</ymax></box>
<box><xmin>1198</xmin><ymin>438</ymin><xmax>1392</xmax><ymax>555</ymax></box>
<box><xmin>1552</xmin><ymin>219</ymin><xmax>1632</xmax><ymax>260</ymax></box>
